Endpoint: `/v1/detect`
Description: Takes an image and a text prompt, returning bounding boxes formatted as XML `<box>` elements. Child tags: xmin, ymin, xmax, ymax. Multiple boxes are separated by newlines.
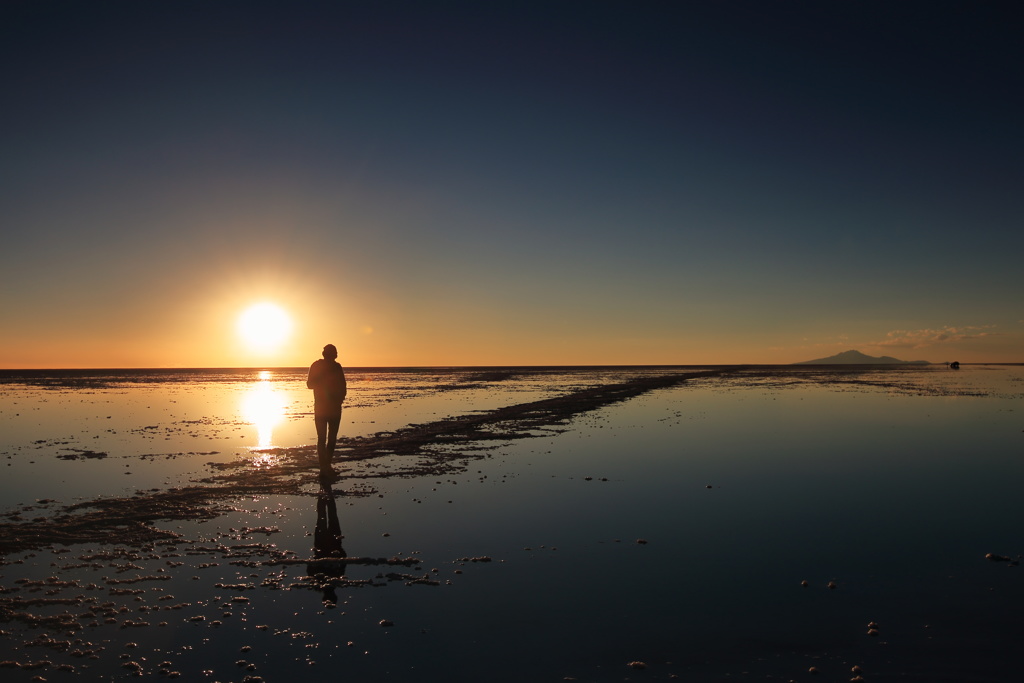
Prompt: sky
<box><xmin>2</xmin><ymin>0</ymin><xmax>1021</xmax><ymax>368</ymax></box>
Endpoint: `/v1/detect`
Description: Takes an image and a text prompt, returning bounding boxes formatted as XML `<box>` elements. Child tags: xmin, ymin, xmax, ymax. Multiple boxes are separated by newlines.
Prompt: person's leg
<box><xmin>325</xmin><ymin>411</ymin><xmax>342</xmax><ymax>465</ymax></box>
<box><xmin>314</xmin><ymin>414</ymin><xmax>329</xmax><ymax>470</ymax></box>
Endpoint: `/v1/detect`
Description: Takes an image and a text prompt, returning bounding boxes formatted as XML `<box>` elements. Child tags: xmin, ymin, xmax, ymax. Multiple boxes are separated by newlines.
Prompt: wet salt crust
<box><xmin>0</xmin><ymin>365</ymin><xmax>1022</xmax><ymax>681</ymax></box>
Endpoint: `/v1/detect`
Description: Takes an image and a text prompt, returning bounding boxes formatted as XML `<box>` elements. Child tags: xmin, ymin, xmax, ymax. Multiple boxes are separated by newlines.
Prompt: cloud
<box><xmin>874</xmin><ymin>325</ymin><xmax>1001</xmax><ymax>349</ymax></box>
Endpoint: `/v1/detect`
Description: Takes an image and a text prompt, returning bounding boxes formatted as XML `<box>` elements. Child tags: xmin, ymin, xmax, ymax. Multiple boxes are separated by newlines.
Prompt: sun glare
<box><xmin>241</xmin><ymin>377</ymin><xmax>287</xmax><ymax>449</ymax></box>
<box><xmin>238</xmin><ymin>303</ymin><xmax>292</xmax><ymax>352</ymax></box>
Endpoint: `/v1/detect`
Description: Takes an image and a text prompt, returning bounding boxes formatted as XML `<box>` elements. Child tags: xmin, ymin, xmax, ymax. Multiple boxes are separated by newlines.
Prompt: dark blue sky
<box><xmin>2</xmin><ymin>1</ymin><xmax>1021</xmax><ymax>366</ymax></box>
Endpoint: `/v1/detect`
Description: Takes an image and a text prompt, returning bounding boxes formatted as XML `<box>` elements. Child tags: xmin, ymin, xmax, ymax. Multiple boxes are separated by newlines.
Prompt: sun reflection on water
<box><xmin>241</xmin><ymin>374</ymin><xmax>287</xmax><ymax>450</ymax></box>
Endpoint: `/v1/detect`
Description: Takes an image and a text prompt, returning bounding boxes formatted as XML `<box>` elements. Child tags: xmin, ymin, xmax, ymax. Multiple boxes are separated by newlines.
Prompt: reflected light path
<box><xmin>240</xmin><ymin>371</ymin><xmax>287</xmax><ymax>451</ymax></box>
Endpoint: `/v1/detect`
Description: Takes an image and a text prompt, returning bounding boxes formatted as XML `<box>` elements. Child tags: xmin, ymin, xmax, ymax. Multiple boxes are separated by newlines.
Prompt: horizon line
<box><xmin>3</xmin><ymin>362</ymin><xmax>1020</xmax><ymax>373</ymax></box>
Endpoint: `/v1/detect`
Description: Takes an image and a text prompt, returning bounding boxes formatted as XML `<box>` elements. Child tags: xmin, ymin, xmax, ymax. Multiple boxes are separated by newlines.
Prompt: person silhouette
<box><xmin>307</xmin><ymin>344</ymin><xmax>347</xmax><ymax>476</ymax></box>
<box><xmin>307</xmin><ymin>482</ymin><xmax>347</xmax><ymax>605</ymax></box>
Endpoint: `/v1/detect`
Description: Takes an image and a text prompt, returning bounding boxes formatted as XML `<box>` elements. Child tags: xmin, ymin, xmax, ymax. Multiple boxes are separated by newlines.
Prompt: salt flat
<box><xmin>1</xmin><ymin>365</ymin><xmax>1022</xmax><ymax>681</ymax></box>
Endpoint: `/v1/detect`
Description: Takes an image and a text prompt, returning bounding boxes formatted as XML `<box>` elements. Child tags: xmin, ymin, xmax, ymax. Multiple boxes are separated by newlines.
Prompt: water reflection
<box><xmin>307</xmin><ymin>483</ymin><xmax>347</xmax><ymax>604</ymax></box>
<box><xmin>240</xmin><ymin>373</ymin><xmax>287</xmax><ymax>449</ymax></box>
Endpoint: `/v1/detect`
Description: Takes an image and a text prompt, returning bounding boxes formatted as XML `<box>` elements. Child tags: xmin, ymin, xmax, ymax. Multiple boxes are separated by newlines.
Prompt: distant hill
<box><xmin>794</xmin><ymin>349</ymin><xmax>931</xmax><ymax>365</ymax></box>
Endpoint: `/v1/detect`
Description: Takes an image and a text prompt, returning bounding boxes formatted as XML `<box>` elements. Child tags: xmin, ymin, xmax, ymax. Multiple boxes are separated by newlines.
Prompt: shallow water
<box><xmin>0</xmin><ymin>365</ymin><xmax>1022</xmax><ymax>681</ymax></box>
<box><xmin>0</xmin><ymin>367</ymin><xmax>635</xmax><ymax>502</ymax></box>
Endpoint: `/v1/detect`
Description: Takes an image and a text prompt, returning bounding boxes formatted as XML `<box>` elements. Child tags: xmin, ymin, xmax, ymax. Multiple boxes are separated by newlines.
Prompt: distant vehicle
<box><xmin>949</xmin><ymin>361</ymin><xmax>960</xmax><ymax>369</ymax></box>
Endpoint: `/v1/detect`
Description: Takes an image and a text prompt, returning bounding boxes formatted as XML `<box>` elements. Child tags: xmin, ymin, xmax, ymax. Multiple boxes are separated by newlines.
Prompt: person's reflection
<box><xmin>307</xmin><ymin>482</ymin><xmax>347</xmax><ymax>605</ymax></box>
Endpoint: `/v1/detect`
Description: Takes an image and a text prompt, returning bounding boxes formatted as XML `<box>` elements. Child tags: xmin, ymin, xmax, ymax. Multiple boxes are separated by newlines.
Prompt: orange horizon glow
<box><xmin>1</xmin><ymin>279</ymin><xmax>1020</xmax><ymax>369</ymax></box>
<box><xmin>0</xmin><ymin>342</ymin><xmax>1020</xmax><ymax>370</ymax></box>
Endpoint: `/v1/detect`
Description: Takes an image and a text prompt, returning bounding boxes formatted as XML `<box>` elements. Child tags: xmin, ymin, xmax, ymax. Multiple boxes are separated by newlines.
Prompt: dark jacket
<box><xmin>307</xmin><ymin>359</ymin><xmax>347</xmax><ymax>413</ymax></box>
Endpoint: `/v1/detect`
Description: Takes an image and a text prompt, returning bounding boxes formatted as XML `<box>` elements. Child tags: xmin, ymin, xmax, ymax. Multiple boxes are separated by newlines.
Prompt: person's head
<box><xmin>322</xmin><ymin>344</ymin><xmax>338</xmax><ymax>360</ymax></box>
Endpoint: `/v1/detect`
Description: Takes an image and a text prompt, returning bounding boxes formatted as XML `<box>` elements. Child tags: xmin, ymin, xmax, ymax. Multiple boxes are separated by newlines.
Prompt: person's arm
<box><xmin>338</xmin><ymin>367</ymin><xmax>347</xmax><ymax>403</ymax></box>
<box><xmin>306</xmin><ymin>362</ymin><xmax>319</xmax><ymax>389</ymax></box>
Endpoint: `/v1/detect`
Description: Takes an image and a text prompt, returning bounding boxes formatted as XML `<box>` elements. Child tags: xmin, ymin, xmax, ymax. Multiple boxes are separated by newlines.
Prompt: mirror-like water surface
<box><xmin>0</xmin><ymin>365</ymin><xmax>1021</xmax><ymax>681</ymax></box>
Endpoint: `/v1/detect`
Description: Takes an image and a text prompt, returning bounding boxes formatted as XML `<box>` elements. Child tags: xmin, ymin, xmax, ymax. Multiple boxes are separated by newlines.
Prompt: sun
<box><xmin>237</xmin><ymin>303</ymin><xmax>293</xmax><ymax>352</ymax></box>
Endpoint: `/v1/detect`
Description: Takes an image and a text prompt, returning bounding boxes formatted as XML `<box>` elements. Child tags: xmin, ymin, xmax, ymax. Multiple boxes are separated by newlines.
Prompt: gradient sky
<box><xmin>2</xmin><ymin>1</ymin><xmax>1021</xmax><ymax>367</ymax></box>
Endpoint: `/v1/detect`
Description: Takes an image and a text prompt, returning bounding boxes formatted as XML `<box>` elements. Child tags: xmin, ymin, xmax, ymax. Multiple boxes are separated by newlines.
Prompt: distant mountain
<box><xmin>794</xmin><ymin>349</ymin><xmax>931</xmax><ymax>365</ymax></box>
